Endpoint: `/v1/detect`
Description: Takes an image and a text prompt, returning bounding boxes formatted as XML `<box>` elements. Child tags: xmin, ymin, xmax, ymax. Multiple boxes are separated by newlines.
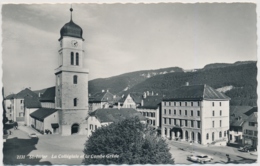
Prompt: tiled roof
<box><xmin>89</xmin><ymin>91</ymin><xmax>115</xmax><ymax>103</ymax></box>
<box><xmin>89</xmin><ymin>108</ymin><xmax>146</xmax><ymax>123</ymax></box>
<box><xmin>163</xmin><ymin>84</ymin><xmax>230</xmax><ymax>101</ymax></box>
<box><xmin>15</xmin><ymin>88</ymin><xmax>38</xmax><ymax>99</ymax></box>
<box><xmin>230</xmin><ymin>106</ymin><xmax>253</xmax><ymax>126</ymax></box>
<box><xmin>130</xmin><ymin>93</ymin><xmax>143</xmax><ymax>104</ymax></box>
<box><xmin>24</xmin><ymin>96</ymin><xmax>42</xmax><ymax>108</ymax></box>
<box><xmin>33</xmin><ymin>88</ymin><xmax>48</xmax><ymax>96</ymax></box>
<box><xmin>244</xmin><ymin>107</ymin><xmax>258</xmax><ymax>116</ymax></box>
<box><xmin>244</xmin><ymin>107</ymin><xmax>258</xmax><ymax>123</ymax></box>
<box><xmin>40</xmin><ymin>87</ymin><xmax>55</xmax><ymax>102</ymax></box>
<box><xmin>120</xmin><ymin>92</ymin><xmax>143</xmax><ymax>104</ymax></box>
<box><xmin>5</xmin><ymin>88</ymin><xmax>42</xmax><ymax>108</ymax></box>
<box><xmin>138</xmin><ymin>95</ymin><xmax>163</xmax><ymax>109</ymax></box>
<box><xmin>5</xmin><ymin>94</ymin><xmax>15</xmax><ymax>100</ymax></box>
<box><xmin>30</xmin><ymin>108</ymin><xmax>57</xmax><ymax>121</ymax></box>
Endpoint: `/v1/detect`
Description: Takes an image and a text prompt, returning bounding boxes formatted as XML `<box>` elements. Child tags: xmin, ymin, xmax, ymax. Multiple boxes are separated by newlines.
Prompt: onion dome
<box><xmin>59</xmin><ymin>7</ymin><xmax>84</xmax><ymax>41</ymax></box>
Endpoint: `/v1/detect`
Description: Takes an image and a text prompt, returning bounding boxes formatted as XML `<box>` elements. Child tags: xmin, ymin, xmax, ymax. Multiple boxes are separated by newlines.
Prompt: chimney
<box><xmin>147</xmin><ymin>91</ymin><xmax>150</xmax><ymax>96</ymax></box>
<box><xmin>151</xmin><ymin>91</ymin><xmax>154</xmax><ymax>96</ymax></box>
<box><xmin>185</xmin><ymin>82</ymin><xmax>189</xmax><ymax>86</ymax></box>
<box><xmin>143</xmin><ymin>92</ymin><xmax>147</xmax><ymax>99</ymax></box>
<box><xmin>38</xmin><ymin>93</ymin><xmax>41</xmax><ymax>97</ymax></box>
<box><xmin>141</xmin><ymin>99</ymin><xmax>144</xmax><ymax>106</ymax></box>
<box><xmin>118</xmin><ymin>102</ymin><xmax>121</xmax><ymax>109</ymax></box>
<box><xmin>102</xmin><ymin>89</ymin><xmax>105</xmax><ymax>93</ymax></box>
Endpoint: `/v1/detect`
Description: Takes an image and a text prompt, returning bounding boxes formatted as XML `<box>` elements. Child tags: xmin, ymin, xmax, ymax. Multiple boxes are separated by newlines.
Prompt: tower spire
<box><xmin>70</xmin><ymin>5</ymin><xmax>73</xmax><ymax>21</ymax></box>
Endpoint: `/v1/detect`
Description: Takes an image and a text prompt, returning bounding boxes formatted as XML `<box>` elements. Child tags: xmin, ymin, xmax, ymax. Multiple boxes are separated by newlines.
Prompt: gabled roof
<box><xmin>24</xmin><ymin>96</ymin><xmax>42</xmax><ymax>108</ymax></box>
<box><xmin>5</xmin><ymin>93</ymin><xmax>15</xmax><ymax>100</ymax></box>
<box><xmin>15</xmin><ymin>88</ymin><xmax>38</xmax><ymax>99</ymax></box>
<box><xmin>138</xmin><ymin>95</ymin><xmax>163</xmax><ymax>109</ymax></box>
<box><xmin>30</xmin><ymin>108</ymin><xmax>57</xmax><ymax>121</ymax></box>
<box><xmin>129</xmin><ymin>93</ymin><xmax>143</xmax><ymax>104</ymax></box>
<box><xmin>244</xmin><ymin>107</ymin><xmax>258</xmax><ymax>116</ymax></box>
<box><xmin>163</xmin><ymin>84</ymin><xmax>230</xmax><ymax>101</ymax></box>
<box><xmin>40</xmin><ymin>87</ymin><xmax>55</xmax><ymax>102</ymax></box>
<box><xmin>247</xmin><ymin>112</ymin><xmax>258</xmax><ymax>123</ymax></box>
<box><xmin>89</xmin><ymin>91</ymin><xmax>115</xmax><ymax>103</ymax></box>
<box><xmin>33</xmin><ymin>88</ymin><xmax>48</xmax><ymax>96</ymax></box>
<box><xmin>120</xmin><ymin>92</ymin><xmax>143</xmax><ymax>104</ymax></box>
<box><xmin>88</xmin><ymin>108</ymin><xmax>146</xmax><ymax>123</ymax></box>
<box><xmin>5</xmin><ymin>88</ymin><xmax>41</xmax><ymax>108</ymax></box>
<box><xmin>230</xmin><ymin>106</ymin><xmax>253</xmax><ymax>127</ymax></box>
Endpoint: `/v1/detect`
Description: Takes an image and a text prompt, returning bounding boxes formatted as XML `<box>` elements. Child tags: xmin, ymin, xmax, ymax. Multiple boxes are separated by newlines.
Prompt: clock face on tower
<box><xmin>71</xmin><ymin>40</ymin><xmax>78</xmax><ymax>47</ymax></box>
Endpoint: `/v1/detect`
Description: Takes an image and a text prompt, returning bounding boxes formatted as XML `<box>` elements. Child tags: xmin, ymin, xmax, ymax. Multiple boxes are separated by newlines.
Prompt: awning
<box><xmin>51</xmin><ymin>123</ymin><xmax>59</xmax><ymax>128</ymax></box>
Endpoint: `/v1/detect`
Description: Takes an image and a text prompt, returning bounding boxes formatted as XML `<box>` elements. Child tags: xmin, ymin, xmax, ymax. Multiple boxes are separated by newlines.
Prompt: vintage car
<box><xmin>187</xmin><ymin>154</ymin><xmax>213</xmax><ymax>163</ymax></box>
<box><xmin>29</xmin><ymin>133</ymin><xmax>38</xmax><ymax>138</ymax></box>
<box><xmin>239</xmin><ymin>145</ymin><xmax>256</xmax><ymax>152</ymax></box>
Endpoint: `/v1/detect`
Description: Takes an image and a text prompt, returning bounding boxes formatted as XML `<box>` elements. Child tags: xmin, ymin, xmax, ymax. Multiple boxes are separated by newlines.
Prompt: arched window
<box><xmin>71</xmin><ymin>52</ymin><xmax>74</xmax><ymax>65</ymax></box>
<box><xmin>219</xmin><ymin>131</ymin><xmax>222</xmax><ymax>138</ymax></box>
<box><xmin>74</xmin><ymin>98</ymin><xmax>77</xmax><ymax>107</ymax></box>
<box><xmin>73</xmin><ymin>75</ymin><xmax>77</xmax><ymax>84</ymax></box>
<box><xmin>212</xmin><ymin>132</ymin><xmax>215</xmax><ymax>141</ymax></box>
<box><xmin>206</xmin><ymin>133</ymin><xmax>209</xmax><ymax>140</ymax></box>
<box><xmin>76</xmin><ymin>53</ymin><xmax>79</xmax><ymax>65</ymax></box>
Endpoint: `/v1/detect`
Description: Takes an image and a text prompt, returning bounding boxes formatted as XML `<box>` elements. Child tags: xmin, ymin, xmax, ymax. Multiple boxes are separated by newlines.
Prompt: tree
<box><xmin>83</xmin><ymin>117</ymin><xmax>174</xmax><ymax>164</ymax></box>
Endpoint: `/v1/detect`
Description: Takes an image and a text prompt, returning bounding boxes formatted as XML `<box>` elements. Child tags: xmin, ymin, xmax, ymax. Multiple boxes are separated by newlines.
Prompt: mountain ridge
<box><xmin>89</xmin><ymin>61</ymin><xmax>257</xmax><ymax>106</ymax></box>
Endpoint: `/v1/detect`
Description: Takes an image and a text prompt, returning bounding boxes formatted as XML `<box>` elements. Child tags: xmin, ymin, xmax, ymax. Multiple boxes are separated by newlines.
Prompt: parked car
<box><xmin>239</xmin><ymin>145</ymin><xmax>256</xmax><ymax>152</ymax></box>
<box><xmin>187</xmin><ymin>154</ymin><xmax>213</xmax><ymax>163</ymax></box>
<box><xmin>29</xmin><ymin>133</ymin><xmax>38</xmax><ymax>138</ymax></box>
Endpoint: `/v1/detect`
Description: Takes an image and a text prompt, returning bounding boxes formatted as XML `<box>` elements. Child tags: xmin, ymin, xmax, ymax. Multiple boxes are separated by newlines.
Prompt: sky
<box><xmin>1</xmin><ymin>3</ymin><xmax>257</xmax><ymax>95</ymax></box>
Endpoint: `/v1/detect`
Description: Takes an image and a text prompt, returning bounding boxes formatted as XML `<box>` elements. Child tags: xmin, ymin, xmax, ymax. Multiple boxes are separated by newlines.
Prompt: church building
<box><xmin>55</xmin><ymin>8</ymin><xmax>89</xmax><ymax>135</ymax></box>
<box><xmin>24</xmin><ymin>8</ymin><xmax>89</xmax><ymax>136</ymax></box>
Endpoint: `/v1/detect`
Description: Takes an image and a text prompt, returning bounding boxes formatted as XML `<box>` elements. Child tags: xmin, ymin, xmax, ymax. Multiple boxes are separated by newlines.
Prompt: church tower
<box><xmin>55</xmin><ymin>8</ymin><xmax>88</xmax><ymax>135</ymax></box>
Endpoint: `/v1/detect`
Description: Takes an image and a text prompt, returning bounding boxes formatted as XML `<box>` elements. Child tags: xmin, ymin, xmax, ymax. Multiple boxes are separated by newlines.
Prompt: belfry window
<box><xmin>74</xmin><ymin>98</ymin><xmax>77</xmax><ymax>107</ymax></box>
<box><xmin>71</xmin><ymin>52</ymin><xmax>74</xmax><ymax>65</ymax></box>
<box><xmin>73</xmin><ymin>75</ymin><xmax>78</xmax><ymax>84</ymax></box>
<box><xmin>76</xmin><ymin>53</ymin><xmax>79</xmax><ymax>65</ymax></box>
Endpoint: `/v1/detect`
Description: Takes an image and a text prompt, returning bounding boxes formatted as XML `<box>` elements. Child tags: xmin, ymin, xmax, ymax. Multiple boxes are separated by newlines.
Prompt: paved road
<box><xmin>3</xmin><ymin>125</ymin><xmax>258</xmax><ymax>165</ymax></box>
<box><xmin>3</xmin><ymin>127</ymin><xmax>87</xmax><ymax>165</ymax></box>
<box><xmin>167</xmin><ymin>140</ymin><xmax>258</xmax><ymax>164</ymax></box>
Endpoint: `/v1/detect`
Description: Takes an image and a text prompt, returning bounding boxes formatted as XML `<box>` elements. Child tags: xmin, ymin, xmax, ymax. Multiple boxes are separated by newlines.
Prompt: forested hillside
<box><xmin>89</xmin><ymin>67</ymin><xmax>183</xmax><ymax>95</ymax></box>
<box><xmin>89</xmin><ymin>61</ymin><xmax>257</xmax><ymax>106</ymax></box>
<box><xmin>129</xmin><ymin>62</ymin><xmax>257</xmax><ymax>106</ymax></box>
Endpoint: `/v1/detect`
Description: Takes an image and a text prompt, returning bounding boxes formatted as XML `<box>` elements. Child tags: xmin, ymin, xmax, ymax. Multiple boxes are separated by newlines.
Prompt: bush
<box><xmin>83</xmin><ymin>117</ymin><xmax>174</xmax><ymax>164</ymax></box>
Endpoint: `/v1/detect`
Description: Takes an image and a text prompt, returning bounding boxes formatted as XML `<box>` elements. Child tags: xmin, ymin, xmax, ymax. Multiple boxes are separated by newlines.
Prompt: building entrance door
<box><xmin>71</xmin><ymin>124</ymin><xmax>79</xmax><ymax>134</ymax></box>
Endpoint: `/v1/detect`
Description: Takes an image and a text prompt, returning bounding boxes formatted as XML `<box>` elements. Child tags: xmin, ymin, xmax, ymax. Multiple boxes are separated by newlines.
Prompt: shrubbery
<box><xmin>83</xmin><ymin>117</ymin><xmax>174</xmax><ymax>164</ymax></box>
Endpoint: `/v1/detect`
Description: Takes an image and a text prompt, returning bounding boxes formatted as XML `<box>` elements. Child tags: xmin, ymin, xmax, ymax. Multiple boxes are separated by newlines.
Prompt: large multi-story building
<box><xmin>4</xmin><ymin>88</ymin><xmax>40</xmax><ymax>122</ymax></box>
<box><xmin>136</xmin><ymin>93</ymin><xmax>162</xmax><ymax>129</ymax></box>
<box><xmin>161</xmin><ymin>84</ymin><xmax>230</xmax><ymax>145</ymax></box>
